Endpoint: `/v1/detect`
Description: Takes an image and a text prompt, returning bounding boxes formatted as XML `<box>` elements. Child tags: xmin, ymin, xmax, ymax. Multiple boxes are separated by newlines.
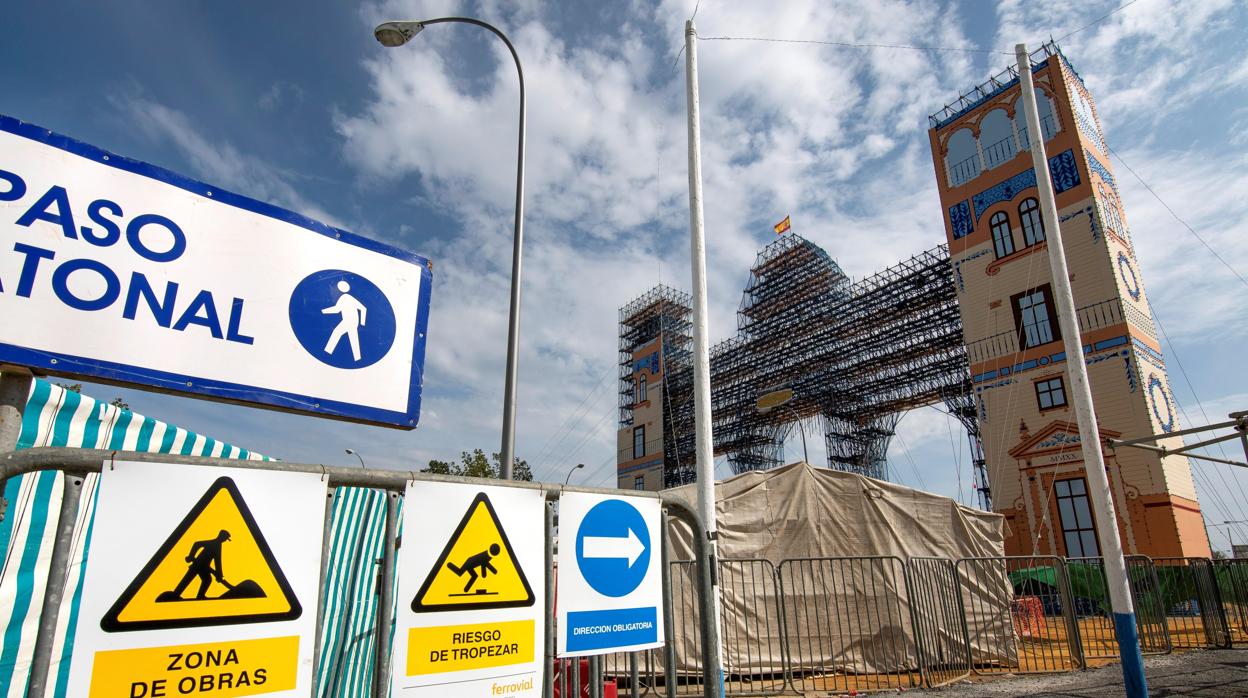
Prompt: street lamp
<box><xmin>1218</xmin><ymin>520</ymin><xmax>1248</xmax><ymax>558</ymax></box>
<box><xmin>374</xmin><ymin>18</ymin><xmax>527</xmax><ymax>481</ymax></box>
<box><xmin>345</xmin><ymin>448</ymin><xmax>365</xmax><ymax>468</ymax></box>
<box><xmin>564</xmin><ymin>462</ymin><xmax>585</xmax><ymax>486</ymax></box>
<box><xmin>756</xmin><ymin>388</ymin><xmax>809</xmax><ymax>465</ymax></box>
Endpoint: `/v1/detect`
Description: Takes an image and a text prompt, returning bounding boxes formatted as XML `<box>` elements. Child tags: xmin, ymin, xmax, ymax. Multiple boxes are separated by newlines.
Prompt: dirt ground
<box><xmin>914</xmin><ymin>648</ymin><xmax>1248</xmax><ymax>697</ymax></box>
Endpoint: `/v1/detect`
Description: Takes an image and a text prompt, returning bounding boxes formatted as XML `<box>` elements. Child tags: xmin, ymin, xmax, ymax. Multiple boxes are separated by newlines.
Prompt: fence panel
<box><xmin>1152</xmin><ymin>557</ymin><xmax>1231</xmax><ymax>649</ymax></box>
<box><xmin>600</xmin><ymin>650</ymin><xmax>661</xmax><ymax>698</ymax></box>
<box><xmin>956</xmin><ymin>556</ymin><xmax>1081</xmax><ymax>674</ymax></box>
<box><xmin>778</xmin><ymin>557</ymin><xmax>919</xmax><ymax>694</ymax></box>
<box><xmin>1215</xmin><ymin>559</ymin><xmax>1248</xmax><ymax>646</ymax></box>
<box><xmin>668</xmin><ymin>559</ymin><xmax>785</xmax><ymax>697</ymax></box>
<box><xmin>906</xmin><ymin>557</ymin><xmax>971</xmax><ymax>688</ymax></box>
<box><xmin>1066</xmin><ymin>556</ymin><xmax>1169</xmax><ymax>659</ymax></box>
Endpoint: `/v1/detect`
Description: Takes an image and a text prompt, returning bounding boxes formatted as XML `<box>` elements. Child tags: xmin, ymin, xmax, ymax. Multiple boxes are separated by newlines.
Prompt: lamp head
<box><xmin>576</xmin><ymin>463</ymin><xmax>585</xmax><ymax>470</ymax></box>
<box><xmin>345</xmin><ymin>448</ymin><xmax>356</xmax><ymax>455</ymax></box>
<box><xmin>374</xmin><ymin>21</ymin><xmax>424</xmax><ymax>47</ymax></box>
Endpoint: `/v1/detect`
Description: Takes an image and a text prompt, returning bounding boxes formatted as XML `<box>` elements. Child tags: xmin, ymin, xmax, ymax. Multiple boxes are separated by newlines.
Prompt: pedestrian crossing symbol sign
<box><xmin>413</xmin><ymin>492</ymin><xmax>535</xmax><ymax>612</ymax></box>
<box><xmin>101</xmin><ymin>477</ymin><xmax>301</xmax><ymax>632</ymax></box>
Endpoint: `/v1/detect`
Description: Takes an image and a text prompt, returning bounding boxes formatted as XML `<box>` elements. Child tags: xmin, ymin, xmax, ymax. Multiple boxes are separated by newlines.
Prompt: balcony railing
<box><xmin>967</xmin><ymin>299</ymin><xmax>1125</xmax><ymax>364</ymax></box>
<box><xmin>982</xmin><ymin>135</ymin><xmax>1018</xmax><ymax>169</ymax></box>
<box><xmin>948</xmin><ymin>153</ymin><xmax>982</xmax><ymax>187</ymax></box>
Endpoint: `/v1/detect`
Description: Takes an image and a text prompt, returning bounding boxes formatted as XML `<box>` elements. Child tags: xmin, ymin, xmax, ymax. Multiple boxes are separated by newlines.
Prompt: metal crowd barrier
<box><xmin>956</xmin><ymin>556</ymin><xmax>1081</xmax><ymax>674</ymax></box>
<box><xmin>778</xmin><ymin>556</ymin><xmax>918</xmax><ymax>694</ymax></box>
<box><xmin>1216</xmin><ymin>559</ymin><xmax>1248</xmax><ymax>645</ymax></box>
<box><xmin>906</xmin><ymin>557</ymin><xmax>971</xmax><ymax>688</ymax></box>
<box><xmin>0</xmin><ymin>447</ymin><xmax>722</xmax><ymax>698</ymax></box>
<box><xmin>1152</xmin><ymin>557</ymin><xmax>1232</xmax><ymax>650</ymax></box>
<box><xmin>1066</xmin><ymin>555</ymin><xmax>1170</xmax><ymax>659</ymax></box>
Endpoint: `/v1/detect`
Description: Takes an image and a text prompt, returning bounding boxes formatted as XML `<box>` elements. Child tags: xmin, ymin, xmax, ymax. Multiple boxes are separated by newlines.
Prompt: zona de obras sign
<box><xmin>0</xmin><ymin>114</ymin><xmax>431</xmax><ymax>428</ymax></box>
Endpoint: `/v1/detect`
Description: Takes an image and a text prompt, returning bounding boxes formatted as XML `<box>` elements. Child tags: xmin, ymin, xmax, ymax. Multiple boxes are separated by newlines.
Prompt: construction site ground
<box><xmin>914</xmin><ymin>648</ymin><xmax>1248</xmax><ymax>697</ymax></box>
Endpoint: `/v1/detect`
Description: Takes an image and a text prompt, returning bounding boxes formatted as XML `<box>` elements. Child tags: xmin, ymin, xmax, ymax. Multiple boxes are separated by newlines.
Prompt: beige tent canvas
<box><xmin>659</xmin><ymin>462</ymin><xmax>1013</xmax><ymax>677</ymax></box>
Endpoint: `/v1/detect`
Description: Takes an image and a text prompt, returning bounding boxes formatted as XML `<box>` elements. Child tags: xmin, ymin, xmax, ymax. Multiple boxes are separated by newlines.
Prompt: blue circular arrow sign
<box><xmin>575</xmin><ymin>499</ymin><xmax>650</xmax><ymax>598</ymax></box>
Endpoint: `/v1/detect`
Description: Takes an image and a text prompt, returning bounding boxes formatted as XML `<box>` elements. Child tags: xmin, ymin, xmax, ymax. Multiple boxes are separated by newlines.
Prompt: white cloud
<box><xmin>115</xmin><ymin>93</ymin><xmax>342</xmax><ymax>227</ymax></box>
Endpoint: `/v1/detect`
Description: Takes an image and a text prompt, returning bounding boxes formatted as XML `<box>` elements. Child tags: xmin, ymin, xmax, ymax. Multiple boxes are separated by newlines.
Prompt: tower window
<box><xmin>634</xmin><ymin>475</ymin><xmax>645</xmax><ymax>491</ymax></box>
<box><xmin>1019</xmin><ymin>198</ymin><xmax>1045</xmax><ymax>246</ymax></box>
<box><xmin>1035</xmin><ymin>376</ymin><xmax>1067</xmax><ymax>410</ymax></box>
<box><xmin>637</xmin><ymin>374</ymin><xmax>647</xmax><ymax>403</ymax></box>
<box><xmin>1055</xmin><ymin>478</ymin><xmax>1100</xmax><ymax>558</ymax></box>
<box><xmin>633</xmin><ymin>425</ymin><xmax>645</xmax><ymax>459</ymax></box>
<box><xmin>1012</xmin><ymin>285</ymin><xmax>1059</xmax><ymax>348</ymax></box>
<box><xmin>1097</xmin><ymin>182</ymin><xmax>1124</xmax><ymax>237</ymax></box>
<box><xmin>991</xmin><ymin>211</ymin><xmax>1015</xmax><ymax>259</ymax></box>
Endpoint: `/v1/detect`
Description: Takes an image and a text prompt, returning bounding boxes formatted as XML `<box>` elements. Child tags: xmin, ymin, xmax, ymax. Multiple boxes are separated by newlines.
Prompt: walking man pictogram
<box><xmin>170</xmin><ymin>530</ymin><xmax>231</xmax><ymax>600</ymax></box>
<box><xmin>322</xmin><ymin>280</ymin><xmax>367</xmax><ymax>362</ymax></box>
<box><xmin>446</xmin><ymin>543</ymin><xmax>500</xmax><ymax>593</ymax></box>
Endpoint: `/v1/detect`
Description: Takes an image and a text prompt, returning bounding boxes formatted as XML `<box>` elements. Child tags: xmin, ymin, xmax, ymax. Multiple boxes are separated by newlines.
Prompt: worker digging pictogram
<box><xmin>157</xmin><ymin>529</ymin><xmax>266</xmax><ymax>602</ymax></box>
<box><xmin>412</xmin><ymin>492</ymin><xmax>534</xmax><ymax>612</ymax></box>
<box><xmin>101</xmin><ymin>477</ymin><xmax>300</xmax><ymax>631</ymax></box>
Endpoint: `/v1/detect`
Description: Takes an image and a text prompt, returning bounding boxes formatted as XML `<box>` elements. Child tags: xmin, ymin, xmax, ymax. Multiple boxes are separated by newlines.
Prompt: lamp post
<box><xmin>756</xmin><ymin>388</ymin><xmax>809</xmax><ymax>464</ymax></box>
<box><xmin>563</xmin><ymin>462</ymin><xmax>585</xmax><ymax>486</ymax></box>
<box><xmin>1220</xmin><ymin>520</ymin><xmax>1248</xmax><ymax>558</ymax></box>
<box><xmin>345</xmin><ymin>448</ymin><xmax>365</xmax><ymax>468</ymax></box>
<box><xmin>374</xmin><ymin>18</ymin><xmax>526</xmax><ymax>481</ymax></box>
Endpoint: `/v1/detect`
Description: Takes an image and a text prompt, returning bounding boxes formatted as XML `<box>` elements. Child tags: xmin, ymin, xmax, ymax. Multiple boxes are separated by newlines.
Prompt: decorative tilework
<box><xmin>954</xmin><ymin>249</ymin><xmax>991</xmax><ymax>292</ymax></box>
<box><xmin>1123</xmin><ymin>303</ymin><xmax>1157</xmax><ymax>339</ymax></box>
<box><xmin>972</xmin><ymin>342</ymin><xmax>1129</xmax><ymax>389</ymax></box>
<box><xmin>1125</xmin><ymin>355</ymin><xmax>1137</xmax><ymax>392</ymax></box>
<box><xmin>1148</xmin><ymin>373</ymin><xmax>1175</xmax><ymax>433</ymax></box>
<box><xmin>973</xmin><ymin>169</ymin><xmax>1037</xmax><ymax>220</ymax></box>
<box><xmin>1073</xmin><ymin>97</ymin><xmax>1107</xmax><ymax>155</ymax></box>
<box><xmin>1038</xmin><ymin>430</ymin><xmax>1081</xmax><ymax>449</ymax></box>
<box><xmin>1132</xmin><ymin>339</ymin><xmax>1166</xmax><ymax>371</ymax></box>
<box><xmin>949</xmin><ymin>200</ymin><xmax>973</xmax><ymax>240</ymax></box>
<box><xmin>1117</xmin><ymin>251</ymin><xmax>1141</xmax><ymax>301</ymax></box>
<box><xmin>1084</xmin><ymin>149</ymin><xmax>1117</xmax><ymax>192</ymax></box>
<box><xmin>1060</xmin><ymin>205</ymin><xmax>1098</xmax><ymax>243</ymax></box>
<box><xmin>971</xmin><ymin>149</ymin><xmax>1079</xmax><ymax>222</ymax></box>
<box><xmin>1049</xmin><ymin>149</ymin><xmax>1081</xmax><ymax>192</ymax></box>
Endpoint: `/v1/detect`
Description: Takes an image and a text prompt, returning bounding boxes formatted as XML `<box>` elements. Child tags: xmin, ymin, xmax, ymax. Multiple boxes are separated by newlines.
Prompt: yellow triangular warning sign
<box><xmin>413</xmin><ymin>492</ymin><xmax>534</xmax><ymax>612</ymax></box>
<box><xmin>101</xmin><ymin>476</ymin><xmax>301</xmax><ymax>632</ymax></box>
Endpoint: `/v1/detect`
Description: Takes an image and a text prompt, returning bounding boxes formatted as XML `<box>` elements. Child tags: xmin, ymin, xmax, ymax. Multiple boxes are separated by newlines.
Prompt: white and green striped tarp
<box><xmin>0</xmin><ymin>377</ymin><xmax>396</xmax><ymax>697</ymax></box>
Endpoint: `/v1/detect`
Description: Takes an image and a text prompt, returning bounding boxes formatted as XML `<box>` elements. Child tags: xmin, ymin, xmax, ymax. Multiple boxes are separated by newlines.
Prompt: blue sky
<box><xmin>4</xmin><ymin>0</ymin><xmax>1247</xmax><ymax>548</ymax></box>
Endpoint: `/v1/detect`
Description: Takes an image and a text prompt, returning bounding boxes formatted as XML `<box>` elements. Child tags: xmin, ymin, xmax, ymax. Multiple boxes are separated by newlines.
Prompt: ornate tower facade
<box><xmin>927</xmin><ymin>43</ymin><xmax>1209</xmax><ymax>558</ymax></box>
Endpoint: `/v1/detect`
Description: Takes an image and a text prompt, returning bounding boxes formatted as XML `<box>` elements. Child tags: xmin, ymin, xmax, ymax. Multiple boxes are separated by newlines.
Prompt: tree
<box><xmin>54</xmin><ymin>383</ymin><xmax>129</xmax><ymax>410</ymax></box>
<box><xmin>421</xmin><ymin>448</ymin><xmax>533</xmax><ymax>481</ymax></box>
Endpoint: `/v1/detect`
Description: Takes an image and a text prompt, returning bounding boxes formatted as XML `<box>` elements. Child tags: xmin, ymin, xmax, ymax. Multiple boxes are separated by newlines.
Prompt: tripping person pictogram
<box><xmin>446</xmin><ymin>543</ymin><xmax>501</xmax><ymax>594</ymax></box>
<box><xmin>322</xmin><ymin>280</ymin><xmax>368</xmax><ymax>362</ymax></box>
<box><xmin>157</xmin><ymin>529</ymin><xmax>265</xmax><ymax>602</ymax></box>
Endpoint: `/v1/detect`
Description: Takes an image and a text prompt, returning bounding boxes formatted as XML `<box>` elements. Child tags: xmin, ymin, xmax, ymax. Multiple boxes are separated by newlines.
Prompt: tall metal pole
<box><xmin>684</xmin><ymin>19</ymin><xmax>724</xmax><ymax>697</ymax></box>
<box><xmin>374</xmin><ymin>17</ymin><xmax>524</xmax><ymax>481</ymax></box>
<box><xmin>1016</xmin><ymin>43</ymin><xmax>1147</xmax><ymax>698</ymax></box>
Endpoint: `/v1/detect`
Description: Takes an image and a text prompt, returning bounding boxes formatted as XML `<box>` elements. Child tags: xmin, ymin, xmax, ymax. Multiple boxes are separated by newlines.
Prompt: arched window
<box><xmin>979</xmin><ymin>109</ymin><xmax>1016</xmax><ymax>170</ymax></box>
<box><xmin>1097</xmin><ymin>183</ymin><xmax>1123</xmax><ymax>237</ymax></box>
<box><xmin>637</xmin><ymin>374</ymin><xmax>648</xmax><ymax>403</ymax></box>
<box><xmin>991</xmin><ymin>211</ymin><xmax>1015</xmax><ymax>258</ymax></box>
<box><xmin>1019</xmin><ymin>198</ymin><xmax>1045</xmax><ymax>246</ymax></box>
<box><xmin>1016</xmin><ymin>87</ymin><xmax>1059</xmax><ymax>149</ymax></box>
<box><xmin>945</xmin><ymin>128</ymin><xmax>980</xmax><ymax>187</ymax></box>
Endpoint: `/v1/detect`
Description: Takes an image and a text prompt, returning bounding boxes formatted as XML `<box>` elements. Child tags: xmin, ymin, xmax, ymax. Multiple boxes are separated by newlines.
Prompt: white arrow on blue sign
<box><xmin>557</xmin><ymin>493</ymin><xmax>664</xmax><ymax>657</ymax></box>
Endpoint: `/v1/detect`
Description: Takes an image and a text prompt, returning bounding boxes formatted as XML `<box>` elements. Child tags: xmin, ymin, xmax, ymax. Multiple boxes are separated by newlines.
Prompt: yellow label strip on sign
<box><xmin>89</xmin><ymin>635</ymin><xmax>298</xmax><ymax>697</ymax></box>
<box><xmin>406</xmin><ymin>620</ymin><xmax>535</xmax><ymax>676</ymax></box>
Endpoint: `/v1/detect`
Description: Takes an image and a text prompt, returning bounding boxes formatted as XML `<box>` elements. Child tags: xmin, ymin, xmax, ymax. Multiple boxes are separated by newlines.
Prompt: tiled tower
<box><xmin>927</xmin><ymin>43</ymin><xmax>1209</xmax><ymax>558</ymax></box>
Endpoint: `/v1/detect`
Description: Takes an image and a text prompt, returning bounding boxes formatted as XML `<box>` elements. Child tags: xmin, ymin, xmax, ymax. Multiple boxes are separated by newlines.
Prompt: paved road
<box><xmin>915</xmin><ymin>649</ymin><xmax>1248</xmax><ymax>697</ymax></box>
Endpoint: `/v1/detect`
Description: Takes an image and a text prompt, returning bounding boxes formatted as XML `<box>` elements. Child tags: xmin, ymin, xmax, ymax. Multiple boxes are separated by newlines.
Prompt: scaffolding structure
<box><xmin>618</xmin><ymin>234</ymin><xmax>988</xmax><ymax>505</ymax></box>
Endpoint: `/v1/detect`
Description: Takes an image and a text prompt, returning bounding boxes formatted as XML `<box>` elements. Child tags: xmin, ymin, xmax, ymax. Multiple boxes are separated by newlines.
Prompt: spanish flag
<box><xmin>773</xmin><ymin>215</ymin><xmax>791</xmax><ymax>235</ymax></box>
